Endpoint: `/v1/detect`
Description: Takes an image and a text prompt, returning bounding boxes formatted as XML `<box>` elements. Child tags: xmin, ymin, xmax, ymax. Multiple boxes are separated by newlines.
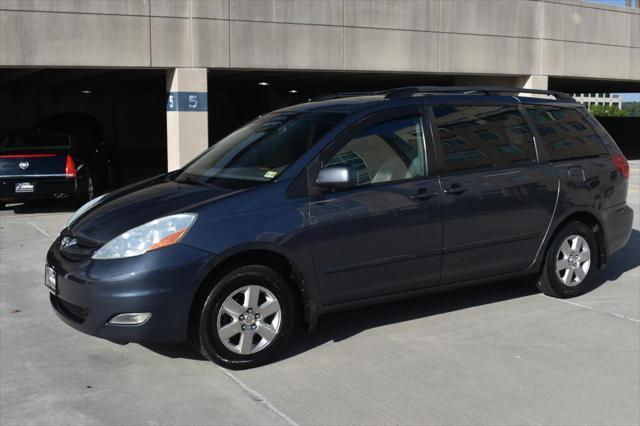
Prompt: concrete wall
<box><xmin>0</xmin><ymin>0</ymin><xmax>638</xmax><ymax>81</ymax></box>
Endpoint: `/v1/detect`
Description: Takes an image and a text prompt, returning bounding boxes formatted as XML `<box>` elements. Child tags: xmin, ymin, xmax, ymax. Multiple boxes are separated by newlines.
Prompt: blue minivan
<box><xmin>46</xmin><ymin>87</ymin><xmax>633</xmax><ymax>369</ymax></box>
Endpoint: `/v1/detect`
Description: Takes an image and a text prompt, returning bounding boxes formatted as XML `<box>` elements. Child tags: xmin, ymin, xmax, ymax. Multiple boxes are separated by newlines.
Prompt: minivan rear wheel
<box><xmin>537</xmin><ymin>222</ymin><xmax>598</xmax><ymax>298</ymax></box>
<box><xmin>197</xmin><ymin>265</ymin><xmax>297</xmax><ymax>369</ymax></box>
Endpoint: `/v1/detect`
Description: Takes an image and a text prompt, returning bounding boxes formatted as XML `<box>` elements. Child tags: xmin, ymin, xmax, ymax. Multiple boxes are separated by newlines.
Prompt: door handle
<box><xmin>443</xmin><ymin>184</ymin><xmax>467</xmax><ymax>195</ymax></box>
<box><xmin>410</xmin><ymin>188</ymin><xmax>439</xmax><ymax>201</ymax></box>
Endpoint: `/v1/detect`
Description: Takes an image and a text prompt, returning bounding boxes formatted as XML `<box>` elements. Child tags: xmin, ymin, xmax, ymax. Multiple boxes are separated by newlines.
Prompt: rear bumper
<box><xmin>46</xmin><ymin>239</ymin><xmax>217</xmax><ymax>343</ymax></box>
<box><xmin>602</xmin><ymin>203</ymin><xmax>634</xmax><ymax>257</ymax></box>
<box><xmin>0</xmin><ymin>176</ymin><xmax>78</xmax><ymax>202</ymax></box>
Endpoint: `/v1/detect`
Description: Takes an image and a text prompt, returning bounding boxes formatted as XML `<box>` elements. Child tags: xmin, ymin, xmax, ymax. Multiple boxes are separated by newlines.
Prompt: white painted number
<box><xmin>168</xmin><ymin>95</ymin><xmax>174</xmax><ymax>109</ymax></box>
<box><xmin>189</xmin><ymin>95</ymin><xmax>198</xmax><ymax>109</ymax></box>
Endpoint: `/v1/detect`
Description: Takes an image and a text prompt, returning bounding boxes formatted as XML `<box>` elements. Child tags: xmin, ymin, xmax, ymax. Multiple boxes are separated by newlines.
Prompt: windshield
<box><xmin>0</xmin><ymin>133</ymin><xmax>71</xmax><ymax>150</ymax></box>
<box><xmin>177</xmin><ymin>111</ymin><xmax>346</xmax><ymax>184</ymax></box>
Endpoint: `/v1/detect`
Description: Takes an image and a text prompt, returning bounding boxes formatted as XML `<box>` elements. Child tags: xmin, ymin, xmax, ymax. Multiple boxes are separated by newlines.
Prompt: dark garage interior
<box><xmin>0</xmin><ymin>69</ymin><xmax>167</xmax><ymax>186</ymax></box>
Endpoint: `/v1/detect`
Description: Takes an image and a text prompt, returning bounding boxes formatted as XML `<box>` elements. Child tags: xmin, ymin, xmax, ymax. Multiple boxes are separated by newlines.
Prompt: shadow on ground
<box><xmin>141</xmin><ymin>229</ymin><xmax>640</xmax><ymax>364</ymax></box>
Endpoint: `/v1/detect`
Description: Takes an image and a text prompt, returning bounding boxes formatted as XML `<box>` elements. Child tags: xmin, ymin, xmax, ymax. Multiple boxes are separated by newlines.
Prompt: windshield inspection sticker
<box><xmin>264</xmin><ymin>170</ymin><xmax>278</xmax><ymax>179</ymax></box>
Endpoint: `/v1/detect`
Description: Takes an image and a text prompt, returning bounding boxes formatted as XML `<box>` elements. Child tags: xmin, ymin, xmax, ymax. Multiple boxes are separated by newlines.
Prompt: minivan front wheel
<box><xmin>537</xmin><ymin>222</ymin><xmax>598</xmax><ymax>298</ymax></box>
<box><xmin>197</xmin><ymin>265</ymin><xmax>297</xmax><ymax>369</ymax></box>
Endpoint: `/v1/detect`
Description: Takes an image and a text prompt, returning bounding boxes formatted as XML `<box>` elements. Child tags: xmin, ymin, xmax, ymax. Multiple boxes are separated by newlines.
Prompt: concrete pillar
<box><xmin>517</xmin><ymin>75</ymin><xmax>549</xmax><ymax>98</ymax></box>
<box><xmin>519</xmin><ymin>75</ymin><xmax>548</xmax><ymax>90</ymax></box>
<box><xmin>453</xmin><ymin>74</ymin><xmax>548</xmax><ymax>91</ymax></box>
<box><xmin>166</xmin><ymin>68</ymin><xmax>208</xmax><ymax>171</ymax></box>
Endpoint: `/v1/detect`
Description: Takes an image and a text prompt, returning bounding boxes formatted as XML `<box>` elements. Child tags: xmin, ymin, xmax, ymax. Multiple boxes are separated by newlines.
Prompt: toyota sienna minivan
<box><xmin>46</xmin><ymin>87</ymin><xmax>633</xmax><ymax>369</ymax></box>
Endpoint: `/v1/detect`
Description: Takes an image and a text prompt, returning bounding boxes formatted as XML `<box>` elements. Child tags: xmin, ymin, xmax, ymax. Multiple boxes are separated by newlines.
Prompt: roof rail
<box><xmin>310</xmin><ymin>91</ymin><xmax>379</xmax><ymax>102</ymax></box>
<box><xmin>383</xmin><ymin>86</ymin><xmax>576</xmax><ymax>102</ymax></box>
<box><xmin>308</xmin><ymin>86</ymin><xmax>577</xmax><ymax>103</ymax></box>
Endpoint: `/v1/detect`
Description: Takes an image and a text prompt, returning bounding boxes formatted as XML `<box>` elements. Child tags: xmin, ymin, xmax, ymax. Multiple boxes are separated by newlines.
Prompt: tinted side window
<box><xmin>433</xmin><ymin>105</ymin><xmax>536</xmax><ymax>174</ymax></box>
<box><xmin>526</xmin><ymin>106</ymin><xmax>608</xmax><ymax>161</ymax></box>
<box><xmin>326</xmin><ymin>115</ymin><xmax>426</xmax><ymax>186</ymax></box>
<box><xmin>580</xmin><ymin>111</ymin><xmax>620</xmax><ymax>154</ymax></box>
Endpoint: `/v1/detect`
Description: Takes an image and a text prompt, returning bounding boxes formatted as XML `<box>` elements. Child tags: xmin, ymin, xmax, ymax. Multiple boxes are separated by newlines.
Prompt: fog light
<box><xmin>108</xmin><ymin>312</ymin><xmax>152</xmax><ymax>325</ymax></box>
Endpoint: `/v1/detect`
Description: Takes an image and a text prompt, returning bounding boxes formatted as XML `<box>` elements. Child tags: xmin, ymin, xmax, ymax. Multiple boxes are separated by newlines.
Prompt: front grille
<box><xmin>50</xmin><ymin>294</ymin><xmax>89</xmax><ymax>324</ymax></box>
<box><xmin>58</xmin><ymin>233</ymin><xmax>101</xmax><ymax>262</ymax></box>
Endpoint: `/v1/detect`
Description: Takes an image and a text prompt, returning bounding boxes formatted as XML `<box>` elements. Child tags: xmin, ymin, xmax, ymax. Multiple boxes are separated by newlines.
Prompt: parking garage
<box><xmin>1</xmin><ymin>1</ymin><xmax>639</xmax><ymax>423</ymax></box>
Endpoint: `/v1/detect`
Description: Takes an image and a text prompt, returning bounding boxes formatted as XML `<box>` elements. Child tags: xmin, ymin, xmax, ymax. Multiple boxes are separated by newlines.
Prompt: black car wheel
<box><xmin>75</xmin><ymin>174</ymin><xmax>94</xmax><ymax>206</ymax></box>
<box><xmin>197</xmin><ymin>265</ymin><xmax>297</xmax><ymax>369</ymax></box>
<box><xmin>86</xmin><ymin>176</ymin><xmax>94</xmax><ymax>201</ymax></box>
<box><xmin>537</xmin><ymin>222</ymin><xmax>598</xmax><ymax>298</ymax></box>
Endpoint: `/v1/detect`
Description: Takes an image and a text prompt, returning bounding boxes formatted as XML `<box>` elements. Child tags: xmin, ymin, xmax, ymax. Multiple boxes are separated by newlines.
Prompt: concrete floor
<box><xmin>1</xmin><ymin>163</ymin><xmax>638</xmax><ymax>426</ymax></box>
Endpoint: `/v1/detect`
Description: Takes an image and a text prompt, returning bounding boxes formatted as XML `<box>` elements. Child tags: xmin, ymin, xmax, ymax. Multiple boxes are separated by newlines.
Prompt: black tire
<box><xmin>106</xmin><ymin>164</ymin><xmax>116</xmax><ymax>189</ymax></box>
<box><xmin>536</xmin><ymin>222</ymin><xmax>598</xmax><ymax>298</ymax></box>
<box><xmin>74</xmin><ymin>174</ymin><xmax>94</xmax><ymax>207</ymax></box>
<box><xmin>196</xmin><ymin>265</ymin><xmax>297</xmax><ymax>369</ymax></box>
<box><xmin>85</xmin><ymin>175</ymin><xmax>94</xmax><ymax>201</ymax></box>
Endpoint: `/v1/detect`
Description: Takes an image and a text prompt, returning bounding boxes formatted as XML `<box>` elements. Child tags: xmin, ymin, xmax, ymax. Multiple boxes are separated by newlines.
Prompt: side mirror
<box><xmin>316</xmin><ymin>165</ymin><xmax>357</xmax><ymax>190</ymax></box>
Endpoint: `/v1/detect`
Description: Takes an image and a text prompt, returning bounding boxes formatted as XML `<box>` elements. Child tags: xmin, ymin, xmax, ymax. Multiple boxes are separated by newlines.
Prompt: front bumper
<box><xmin>1</xmin><ymin>176</ymin><xmax>78</xmax><ymax>202</ymax></box>
<box><xmin>46</xmin><ymin>239</ymin><xmax>216</xmax><ymax>343</ymax></box>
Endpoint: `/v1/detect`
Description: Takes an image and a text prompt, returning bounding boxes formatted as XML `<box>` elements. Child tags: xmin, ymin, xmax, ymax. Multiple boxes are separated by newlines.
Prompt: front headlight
<box><xmin>66</xmin><ymin>194</ymin><xmax>107</xmax><ymax>227</ymax></box>
<box><xmin>91</xmin><ymin>213</ymin><xmax>197</xmax><ymax>260</ymax></box>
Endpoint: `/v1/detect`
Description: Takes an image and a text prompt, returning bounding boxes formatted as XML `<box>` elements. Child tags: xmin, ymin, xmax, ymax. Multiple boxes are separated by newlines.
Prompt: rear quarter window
<box><xmin>579</xmin><ymin>111</ymin><xmax>622</xmax><ymax>155</ymax></box>
<box><xmin>526</xmin><ymin>106</ymin><xmax>608</xmax><ymax>161</ymax></box>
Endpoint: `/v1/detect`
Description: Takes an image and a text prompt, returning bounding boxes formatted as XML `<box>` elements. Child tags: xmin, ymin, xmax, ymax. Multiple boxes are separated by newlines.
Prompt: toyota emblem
<box><xmin>60</xmin><ymin>236</ymin><xmax>77</xmax><ymax>249</ymax></box>
<box><xmin>18</xmin><ymin>161</ymin><xmax>29</xmax><ymax>170</ymax></box>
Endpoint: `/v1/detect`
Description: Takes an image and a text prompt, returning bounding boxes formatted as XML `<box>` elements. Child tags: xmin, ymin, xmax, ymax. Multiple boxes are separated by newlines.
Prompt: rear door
<box><xmin>308</xmin><ymin>106</ymin><xmax>443</xmax><ymax>305</ymax></box>
<box><xmin>431</xmin><ymin>103</ymin><xmax>559</xmax><ymax>283</ymax></box>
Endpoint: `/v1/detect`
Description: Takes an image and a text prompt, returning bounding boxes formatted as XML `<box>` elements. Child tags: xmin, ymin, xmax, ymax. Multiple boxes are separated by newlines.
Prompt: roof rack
<box><xmin>310</xmin><ymin>91</ymin><xmax>379</xmax><ymax>102</ymax></box>
<box><xmin>310</xmin><ymin>86</ymin><xmax>576</xmax><ymax>103</ymax></box>
<box><xmin>383</xmin><ymin>86</ymin><xmax>576</xmax><ymax>102</ymax></box>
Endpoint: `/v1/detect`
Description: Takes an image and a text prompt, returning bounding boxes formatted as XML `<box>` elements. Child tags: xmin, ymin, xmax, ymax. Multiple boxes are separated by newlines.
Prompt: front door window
<box><xmin>325</xmin><ymin>115</ymin><xmax>427</xmax><ymax>186</ymax></box>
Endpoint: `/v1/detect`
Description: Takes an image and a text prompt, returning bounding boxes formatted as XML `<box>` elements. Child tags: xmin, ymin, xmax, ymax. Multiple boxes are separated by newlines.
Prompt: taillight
<box><xmin>65</xmin><ymin>155</ymin><xmax>76</xmax><ymax>178</ymax></box>
<box><xmin>611</xmin><ymin>154</ymin><xmax>629</xmax><ymax>179</ymax></box>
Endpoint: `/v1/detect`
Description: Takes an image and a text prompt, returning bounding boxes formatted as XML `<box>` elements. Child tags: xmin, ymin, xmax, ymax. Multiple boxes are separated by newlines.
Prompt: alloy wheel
<box><xmin>216</xmin><ymin>285</ymin><xmax>282</xmax><ymax>355</ymax></box>
<box><xmin>555</xmin><ymin>234</ymin><xmax>591</xmax><ymax>287</ymax></box>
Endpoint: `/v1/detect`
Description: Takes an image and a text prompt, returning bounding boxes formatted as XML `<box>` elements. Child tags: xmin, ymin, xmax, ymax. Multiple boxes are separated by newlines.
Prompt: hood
<box><xmin>70</xmin><ymin>176</ymin><xmax>243</xmax><ymax>243</ymax></box>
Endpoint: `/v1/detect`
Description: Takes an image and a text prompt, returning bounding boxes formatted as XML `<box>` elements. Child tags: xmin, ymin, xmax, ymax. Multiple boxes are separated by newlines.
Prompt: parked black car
<box><xmin>46</xmin><ymin>87</ymin><xmax>632</xmax><ymax>369</ymax></box>
<box><xmin>0</xmin><ymin>128</ymin><xmax>111</xmax><ymax>207</ymax></box>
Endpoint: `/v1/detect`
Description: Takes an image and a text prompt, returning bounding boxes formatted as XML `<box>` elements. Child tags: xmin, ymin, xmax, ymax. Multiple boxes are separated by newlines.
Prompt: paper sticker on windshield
<box><xmin>264</xmin><ymin>170</ymin><xmax>278</xmax><ymax>179</ymax></box>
